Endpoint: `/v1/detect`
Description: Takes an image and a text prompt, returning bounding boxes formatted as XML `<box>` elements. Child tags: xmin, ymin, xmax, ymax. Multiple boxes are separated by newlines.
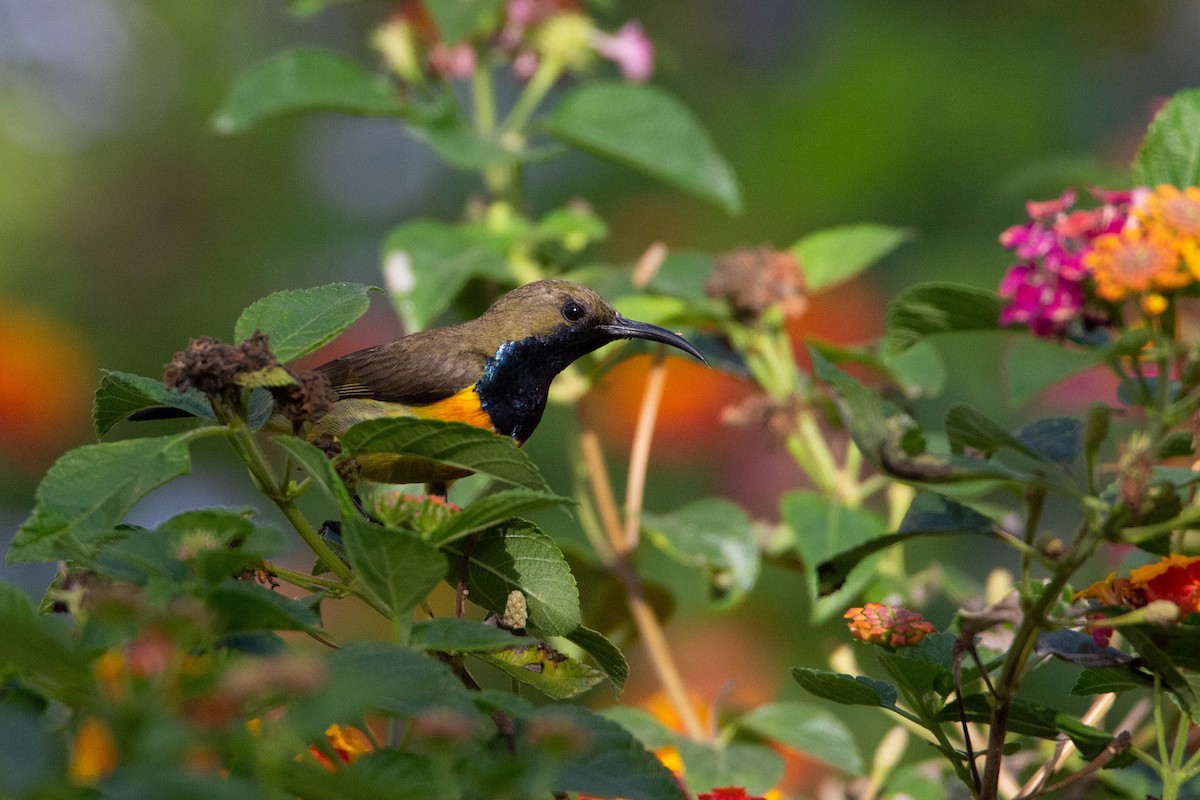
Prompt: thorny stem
<box><xmin>579</xmin><ymin>428</ymin><xmax>706</xmax><ymax>741</ymax></box>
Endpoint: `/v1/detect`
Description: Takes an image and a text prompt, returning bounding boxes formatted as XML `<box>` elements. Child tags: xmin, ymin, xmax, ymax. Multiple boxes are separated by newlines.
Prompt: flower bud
<box><xmin>535</xmin><ymin>13</ymin><xmax>595</xmax><ymax>71</ymax></box>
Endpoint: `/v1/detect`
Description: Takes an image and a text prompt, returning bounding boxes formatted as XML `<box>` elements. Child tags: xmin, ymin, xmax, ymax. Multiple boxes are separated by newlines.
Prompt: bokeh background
<box><xmin>3</xmin><ymin>0</ymin><xmax>1199</xmax><ymax>788</ymax></box>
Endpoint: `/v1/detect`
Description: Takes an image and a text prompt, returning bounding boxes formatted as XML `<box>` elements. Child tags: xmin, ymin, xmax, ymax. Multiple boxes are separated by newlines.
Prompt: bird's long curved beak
<box><xmin>601</xmin><ymin>316</ymin><xmax>708</xmax><ymax>365</ymax></box>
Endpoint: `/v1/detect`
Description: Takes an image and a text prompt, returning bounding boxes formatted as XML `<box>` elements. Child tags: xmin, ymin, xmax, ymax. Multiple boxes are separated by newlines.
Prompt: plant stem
<box><xmin>499</xmin><ymin>57</ymin><xmax>562</xmax><ymax>138</ymax></box>
<box><xmin>623</xmin><ymin>353</ymin><xmax>668</xmax><ymax>550</ymax></box>
<box><xmin>578</xmin><ymin>428</ymin><xmax>705</xmax><ymax>741</ymax></box>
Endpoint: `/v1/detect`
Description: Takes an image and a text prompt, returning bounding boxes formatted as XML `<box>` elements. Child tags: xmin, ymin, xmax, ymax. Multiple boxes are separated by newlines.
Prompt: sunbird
<box><xmin>143</xmin><ymin>280</ymin><xmax>705</xmax><ymax>487</ymax></box>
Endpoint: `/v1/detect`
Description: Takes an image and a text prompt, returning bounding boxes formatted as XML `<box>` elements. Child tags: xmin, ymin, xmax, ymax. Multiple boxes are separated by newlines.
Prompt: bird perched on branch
<box><xmin>139</xmin><ymin>280</ymin><xmax>705</xmax><ymax>488</ymax></box>
<box><xmin>311</xmin><ymin>279</ymin><xmax>705</xmax><ymax>486</ymax></box>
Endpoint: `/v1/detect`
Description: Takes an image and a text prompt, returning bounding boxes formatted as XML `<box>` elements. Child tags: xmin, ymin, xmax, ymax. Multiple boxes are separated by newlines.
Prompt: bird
<box><xmin>141</xmin><ymin>280</ymin><xmax>706</xmax><ymax>488</ymax></box>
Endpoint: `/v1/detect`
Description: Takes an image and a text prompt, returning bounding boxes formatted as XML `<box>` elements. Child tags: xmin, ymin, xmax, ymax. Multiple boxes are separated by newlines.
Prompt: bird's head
<box><xmin>478</xmin><ymin>279</ymin><xmax>707</xmax><ymax>366</ymax></box>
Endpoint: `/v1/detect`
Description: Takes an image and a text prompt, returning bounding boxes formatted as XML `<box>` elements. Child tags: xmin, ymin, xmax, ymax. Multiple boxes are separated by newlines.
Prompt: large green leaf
<box><xmin>341</xmin><ymin>417</ymin><xmax>550</xmax><ymax>492</ymax></box>
<box><xmin>234</xmin><ymin>283</ymin><xmax>372</xmax><ymax>364</ymax></box>
<box><xmin>381</xmin><ymin>220</ymin><xmax>510</xmax><ymax>332</ymax></box>
<box><xmin>0</xmin><ymin>582</ymin><xmax>89</xmax><ymax>702</ymax></box>
<box><xmin>791</xmin><ymin>224</ymin><xmax>912</xmax><ymax>292</ymax></box>
<box><xmin>476</xmin><ymin>644</ymin><xmax>604</xmax><ymax>699</ymax></box>
<box><xmin>565</xmin><ymin>625</ymin><xmax>628</xmax><ymax>695</ymax></box>
<box><xmin>442</xmin><ymin>520</ymin><xmax>580</xmax><ymax>635</ymax></box>
<box><xmin>272</xmin><ymin>436</ymin><xmax>357</xmax><ymax>516</ymax></box>
<box><xmin>737</xmin><ymin>701</ymin><xmax>864</xmax><ymax>776</ymax></box>
<box><xmin>1071</xmin><ymin>667</ymin><xmax>1151</xmax><ymax>696</ymax></box>
<box><xmin>429</xmin><ymin>489</ymin><xmax>574</xmax><ymax>545</ymax></box>
<box><xmin>208</xmin><ymin>580</ymin><xmax>322</xmax><ymax>634</ymax></box>
<box><xmin>342</xmin><ymin>517</ymin><xmax>448</xmax><ymax>616</ymax></box>
<box><xmin>535</xmin><ymin>705</ymin><xmax>685</xmax><ymax>800</ymax></box>
<box><xmin>93</xmin><ymin>370</ymin><xmax>214</xmax><ymax>438</ymax></box>
<box><xmin>1133</xmin><ymin>89</ymin><xmax>1200</xmax><ymax>188</ymax></box>
<box><xmin>408</xmin><ymin>617</ymin><xmax>535</xmax><ymax>652</ymax></box>
<box><xmin>938</xmin><ymin>694</ymin><xmax>1113</xmax><ymax>760</ymax></box>
<box><xmin>8</xmin><ymin>431</ymin><xmax>202</xmax><ymax>563</ymax></box>
<box><xmin>944</xmin><ymin>403</ymin><xmax>1046</xmax><ymax>460</ymax></box>
<box><xmin>213</xmin><ymin>51</ymin><xmax>402</xmax><ymax>134</ymax></box>
<box><xmin>642</xmin><ymin>498</ymin><xmax>759</xmax><ymax>608</ymax></box>
<box><xmin>546</xmin><ymin>81</ymin><xmax>741</xmax><ymax>214</ymax></box>
<box><xmin>792</xmin><ymin>667</ymin><xmax>898</xmax><ymax>709</ymax></box>
<box><xmin>884</xmin><ymin>282</ymin><xmax>1006</xmax><ymax>354</ymax></box>
<box><xmin>782</xmin><ymin>490</ymin><xmax>886</xmax><ymax>607</ymax></box>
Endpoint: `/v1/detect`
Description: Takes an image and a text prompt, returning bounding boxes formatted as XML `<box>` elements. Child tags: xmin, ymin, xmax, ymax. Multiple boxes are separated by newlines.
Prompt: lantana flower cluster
<box><xmin>844</xmin><ymin>602</ymin><xmax>936</xmax><ymax>648</ymax></box>
<box><xmin>1075</xmin><ymin>554</ymin><xmax>1200</xmax><ymax>616</ymax></box>
<box><xmin>374</xmin><ymin>0</ymin><xmax>652</xmax><ymax>83</ymax></box>
<box><xmin>999</xmin><ymin>185</ymin><xmax>1200</xmax><ymax>336</ymax></box>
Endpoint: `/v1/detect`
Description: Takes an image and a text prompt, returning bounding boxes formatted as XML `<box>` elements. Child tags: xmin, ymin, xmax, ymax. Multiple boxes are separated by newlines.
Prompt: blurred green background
<box><xmin>1</xmin><ymin>0</ymin><xmax>1196</xmax><ymax>764</ymax></box>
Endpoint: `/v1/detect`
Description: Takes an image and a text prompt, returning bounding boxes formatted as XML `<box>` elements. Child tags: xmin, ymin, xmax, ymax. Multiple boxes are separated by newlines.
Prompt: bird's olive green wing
<box><xmin>316</xmin><ymin>328</ymin><xmax>491</xmax><ymax>406</ymax></box>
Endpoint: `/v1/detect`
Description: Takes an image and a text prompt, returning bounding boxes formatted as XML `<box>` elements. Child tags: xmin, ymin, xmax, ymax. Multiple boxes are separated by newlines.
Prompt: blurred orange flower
<box><xmin>69</xmin><ymin>717</ymin><xmax>119</xmax><ymax>785</ymax></box>
<box><xmin>309</xmin><ymin>724</ymin><xmax>373</xmax><ymax>769</ymax></box>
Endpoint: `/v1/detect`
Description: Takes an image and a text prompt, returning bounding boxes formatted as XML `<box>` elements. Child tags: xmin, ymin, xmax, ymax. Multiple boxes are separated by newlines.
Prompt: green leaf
<box><xmin>1006</xmin><ymin>336</ymin><xmax>1099</xmax><ymax>406</ymax></box>
<box><xmin>423</xmin><ymin>0</ymin><xmax>505</xmax><ymax>43</ymax></box>
<box><xmin>443</xmin><ymin>520</ymin><xmax>580</xmax><ymax>635</ymax></box>
<box><xmin>234</xmin><ymin>282</ymin><xmax>372</xmax><ymax>364</ymax></box>
<box><xmin>409</xmin><ymin>617</ymin><xmax>536</xmax><ymax>652</ymax></box>
<box><xmin>341</xmin><ymin>417</ymin><xmax>550</xmax><ymax>492</ymax></box>
<box><xmin>429</xmin><ymin>489</ymin><xmax>574</xmax><ymax>545</ymax></box>
<box><xmin>790</xmin><ymin>224</ymin><xmax>912</xmax><ymax>292</ymax></box>
<box><xmin>781</xmin><ymin>490</ymin><xmax>886</xmax><ymax>604</ymax></box>
<box><xmin>381</xmin><ymin>220</ymin><xmax>510</xmax><ymax>332</ymax></box>
<box><xmin>1122</xmin><ymin>627</ymin><xmax>1200</xmax><ymax>723</ymax></box>
<box><xmin>675</xmin><ymin>740</ymin><xmax>784</xmax><ymax>798</ymax></box>
<box><xmin>0</xmin><ymin>703</ymin><xmax>54</xmax><ymax>798</ymax></box>
<box><xmin>737</xmin><ymin>701</ymin><xmax>864</xmax><ymax>776</ymax></box>
<box><xmin>9</xmin><ymin>431</ymin><xmax>202</xmax><ymax>563</ymax></box>
<box><xmin>208</xmin><ymin>580</ymin><xmax>322</xmax><ymax>634</ymax></box>
<box><xmin>642</xmin><ymin>499</ymin><xmax>760</xmax><ymax>609</ymax></box>
<box><xmin>884</xmin><ymin>282</ymin><xmax>1006</xmax><ymax>354</ymax></box>
<box><xmin>272</xmin><ymin>436</ymin><xmax>358</xmax><ymax>516</ymax></box>
<box><xmin>1071</xmin><ymin>667</ymin><xmax>1151</xmax><ymax>696</ymax></box>
<box><xmin>944</xmin><ymin>403</ymin><xmax>1045</xmax><ymax>460</ymax></box>
<box><xmin>938</xmin><ymin>694</ymin><xmax>1113</xmax><ymax>760</ymax></box>
<box><xmin>536</xmin><ymin>705</ymin><xmax>685</xmax><ymax>800</ymax></box>
<box><xmin>342</xmin><ymin>517</ymin><xmax>448</xmax><ymax>616</ymax></box>
<box><xmin>815</xmin><ymin>492</ymin><xmax>995</xmax><ymax>595</ymax></box>
<box><xmin>565</xmin><ymin>625</ymin><xmax>628</xmax><ymax>695</ymax></box>
<box><xmin>213</xmin><ymin>50</ymin><xmax>402</xmax><ymax>134</ymax></box>
<box><xmin>93</xmin><ymin>370</ymin><xmax>214</xmax><ymax>437</ymax></box>
<box><xmin>1014</xmin><ymin>417</ymin><xmax>1083</xmax><ymax>464</ymax></box>
<box><xmin>1133</xmin><ymin>89</ymin><xmax>1200</xmax><ymax>188</ymax></box>
<box><xmin>476</xmin><ymin>642</ymin><xmax>604</xmax><ymax>699</ymax></box>
<box><xmin>598</xmin><ymin>707</ymin><xmax>675</xmax><ymax>750</ymax></box>
<box><xmin>342</xmin><ymin>752</ymin><xmax>443</xmax><ymax>800</ymax></box>
<box><xmin>546</xmin><ymin>81</ymin><xmax>741</xmax><ymax>214</ymax></box>
<box><xmin>646</xmin><ymin>252</ymin><xmax>716</xmax><ymax>303</ymax></box>
<box><xmin>878</xmin><ymin>646</ymin><xmax>953</xmax><ymax>701</ymax></box>
<box><xmin>0</xmin><ymin>582</ymin><xmax>89</xmax><ymax>702</ymax></box>
<box><xmin>791</xmin><ymin>667</ymin><xmax>898</xmax><ymax>709</ymax></box>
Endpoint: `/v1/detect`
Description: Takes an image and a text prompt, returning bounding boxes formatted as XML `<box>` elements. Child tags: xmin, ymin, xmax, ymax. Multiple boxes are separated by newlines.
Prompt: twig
<box><xmin>1015</xmin><ymin>692</ymin><xmax>1116</xmax><ymax>799</ymax></box>
<box><xmin>623</xmin><ymin>353</ymin><xmax>668</xmax><ymax>550</ymax></box>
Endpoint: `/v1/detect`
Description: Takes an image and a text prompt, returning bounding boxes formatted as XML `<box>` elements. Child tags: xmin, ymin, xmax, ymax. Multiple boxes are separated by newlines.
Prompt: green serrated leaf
<box><xmin>885</xmin><ymin>282</ymin><xmax>1006</xmax><ymax>354</ymax></box>
<box><xmin>1122</xmin><ymin>627</ymin><xmax>1200</xmax><ymax>723</ymax></box>
<box><xmin>642</xmin><ymin>498</ymin><xmax>759</xmax><ymax>609</ymax></box>
<box><xmin>8</xmin><ymin>431</ymin><xmax>202</xmax><ymax>564</ymax></box>
<box><xmin>815</xmin><ymin>493</ymin><xmax>996</xmax><ymax>595</ymax></box>
<box><xmin>429</xmin><ymin>489</ymin><xmax>574</xmax><ymax>545</ymax></box>
<box><xmin>213</xmin><ymin>51</ymin><xmax>402</xmax><ymax>134</ymax></box>
<box><xmin>737</xmin><ymin>701</ymin><xmax>864</xmax><ymax>776</ymax></box>
<box><xmin>598</xmin><ymin>707</ymin><xmax>675</xmax><ymax>750</ymax></box>
<box><xmin>381</xmin><ymin>220</ymin><xmax>510</xmax><ymax>332</ymax></box>
<box><xmin>0</xmin><ymin>582</ymin><xmax>89</xmax><ymax>702</ymax></box>
<box><xmin>536</xmin><ymin>705</ymin><xmax>685</xmax><ymax>800</ymax></box>
<box><xmin>791</xmin><ymin>667</ymin><xmax>898</xmax><ymax>708</ymax></box>
<box><xmin>1071</xmin><ymin>667</ymin><xmax>1151</xmax><ymax>696</ymax></box>
<box><xmin>409</xmin><ymin>617</ymin><xmax>535</xmax><ymax>652</ymax></box>
<box><xmin>341</xmin><ymin>417</ymin><xmax>550</xmax><ymax>492</ymax></box>
<box><xmin>342</xmin><ymin>517</ymin><xmax>448</xmax><ymax>616</ymax></box>
<box><xmin>944</xmin><ymin>403</ymin><xmax>1044</xmax><ymax>460</ymax></box>
<box><xmin>476</xmin><ymin>643</ymin><xmax>604</xmax><ymax>699</ymax></box>
<box><xmin>1006</xmin><ymin>336</ymin><xmax>1099</xmax><ymax>407</ymax></box>
<box><xmin>442</xmin><ymin>520</ymin><xmax>580</xmax><ymax>635</ymax></box>
<box><xmin>790</xmin><ymin>224</ymin><xmax>911</xmax><ymax>292</ymax></box>
<box><xmin>781</xmin><ymin>490</ymin><xmax>886</xmax><ymax>607</ymax></box>
<box><xmin>272</xmin><ymin>436</ymin><xmax>357</xmax><ymax>516</ymax></box>
<box><xmin>208</xmin><ymin>579</ymin><xmax>322</xmax><ymax>635</ymax></box>
<box><xmin>565</xmin><ymin>625</ymin><xmax>628</xmax><ymax>695</ymax></box>
<box><xmin>234</xmin><ymin>282</ymin><xmax>372</xmax><ymax>364</ymax></box>
<box><xmin>546</xmin><ymin>81</ymin><xmax>741</xmax><ymax>214</ymax></box>
<box><xmin>1133</xmin><ymin>89</ymin><xmax>1200</xmax><ymax>188</ymax></box>
<box><xmin>93</xmin><ymin>370</ymin><xmax>214</xmax><ymax>438</ymax></box>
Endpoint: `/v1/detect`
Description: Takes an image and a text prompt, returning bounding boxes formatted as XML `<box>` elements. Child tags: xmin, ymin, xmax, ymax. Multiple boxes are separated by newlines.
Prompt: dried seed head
<box><xmin>164</xmin><ymin>331</ymin><xmax>278</xmax><ymax>398</ymax></box>
<box><xmin>273</xmin><ymin>369</ymin><xmax>339</xmax><ymax>432</ymax></box>
<box><xmin>706</xmin><ymin>246</ymin><xmax>807</xmax><ymax>323</ymax></box>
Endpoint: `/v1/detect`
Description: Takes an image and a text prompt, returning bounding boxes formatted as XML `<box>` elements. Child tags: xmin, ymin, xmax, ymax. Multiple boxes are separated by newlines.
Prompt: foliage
<box><xmin>9</xmin><ymin>4</ymin><xmax>1200</xmax><ymax>800</ymax></box>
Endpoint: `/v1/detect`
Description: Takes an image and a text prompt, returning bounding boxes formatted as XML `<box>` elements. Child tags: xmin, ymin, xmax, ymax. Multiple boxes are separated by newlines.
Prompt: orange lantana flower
<box><xmin>1084</xmin><ymin>226</ymin><xmax>1186</xmax><ymax>301</ymax></box>
<box><xmin>844</xmin><ymin>602</ymin><xmax>936</xmax><ymax>648</ymax></box>
<box><xmin>1075</xmin><ymin>554</ymin><xmax>1200</xmax><ymax>616</ymax></box>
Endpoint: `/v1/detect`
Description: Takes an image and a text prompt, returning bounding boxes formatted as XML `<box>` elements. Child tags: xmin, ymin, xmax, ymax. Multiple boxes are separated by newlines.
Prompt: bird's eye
<box><xmin>561</xmin><ymin>300</ymin><xmax>586</xmax><ymax>322</ymax></box>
